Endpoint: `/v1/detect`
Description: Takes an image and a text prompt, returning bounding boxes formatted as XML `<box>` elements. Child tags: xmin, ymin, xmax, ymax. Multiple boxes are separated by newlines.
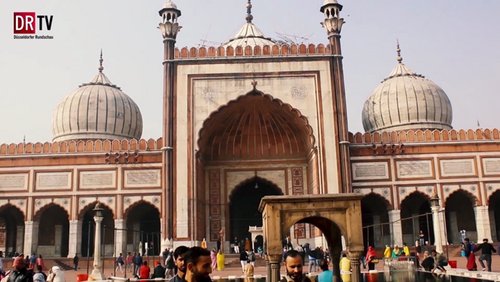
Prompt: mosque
<box><xmin>1</xmin><ymin>0</ymin><xmax>499</xmax><ymax>258</ymax></box>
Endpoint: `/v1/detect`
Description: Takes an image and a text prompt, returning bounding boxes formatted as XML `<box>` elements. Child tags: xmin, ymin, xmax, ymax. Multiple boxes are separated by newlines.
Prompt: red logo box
<box><xmin>14</xmin><ymin>12</ymin><xmax>36</xmax><ymax>34</ymax></box>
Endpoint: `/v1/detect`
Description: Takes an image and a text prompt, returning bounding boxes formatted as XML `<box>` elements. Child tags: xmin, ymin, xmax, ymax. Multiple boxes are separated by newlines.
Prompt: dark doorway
<box><xmin>361</xmin><ymin>193</ymin><xmax>390</xmax><ymax>248</ymax></box>
<box><xmin>400</xmin><ymin>192</ymin><xmax>434</xmax><ymax>245</ymax></box>
<box><xmin>489</xmin><ymin>190</ymin><xmax>500</xmax><ymax>242</ymax></box>
<box><xmin>446</xmin><ymin>190</ymin><xmax>477</xmax><ymax>243</ymax></box>
<box><xmin>37</xmin><ymin>205</ymin><xmax>69</xmax><ymax>257</ymax></box>
<box><xmin>81</xmin><ymin>204</ymin><xmax>114</xmax><ymax>257</ymax></box>
<box><xmin>229</xmin><ymin>177</ymin><xmax>282</xmax><ymax>244</ymax></box>
<box><xmin>126</xmin><ymin>202</ymin><xmax>161</xmax><ymax>256</ymax></box>
<box><xmin>0</xmin><ymin>205</ymin><xmax>24</xmax><ymax>257</ymax></box>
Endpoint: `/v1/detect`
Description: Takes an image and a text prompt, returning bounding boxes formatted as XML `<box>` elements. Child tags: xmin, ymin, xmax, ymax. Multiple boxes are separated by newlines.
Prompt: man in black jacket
<box><xmin>476</xmin><ymin>238</ymin><xmax>496</xmax><ymax>271</ymax></box>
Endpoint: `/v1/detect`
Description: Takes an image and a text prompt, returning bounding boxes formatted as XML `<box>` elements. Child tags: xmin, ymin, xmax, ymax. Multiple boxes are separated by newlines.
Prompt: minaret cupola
<box><xmin>158</xmin><ymin>0</ymin><xmax>181</xmax><ymax>40</ymax></box>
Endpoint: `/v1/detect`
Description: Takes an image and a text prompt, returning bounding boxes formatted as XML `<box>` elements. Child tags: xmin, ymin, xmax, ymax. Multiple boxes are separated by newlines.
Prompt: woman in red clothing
<box><xmin>139</xmin><ymin>261</ymin><xmax>150</xmax><ymax>280</ymax></box>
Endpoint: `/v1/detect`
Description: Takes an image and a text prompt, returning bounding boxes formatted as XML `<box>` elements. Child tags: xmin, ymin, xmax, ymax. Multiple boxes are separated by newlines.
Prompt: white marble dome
<box><xmin>52</xmin><ymin>62</ymin><xmax>143</xmax><ymax>142</ymax></box>
<box><xmin>362</xmin><ymin>53</ymin><xmax>453</xmax><ymax>133</ymax></box>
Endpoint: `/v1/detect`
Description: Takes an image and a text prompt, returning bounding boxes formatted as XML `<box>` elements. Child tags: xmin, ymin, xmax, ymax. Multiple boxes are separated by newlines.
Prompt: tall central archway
<box><xmin>229</xmin><ymin>177</ymin><xmax>282</xmax><ymax>243</ymax></box>
<box><xmin>195</xmin><ymin>90</ymin><xmax>317</xmax><ymax>243</ymax></box>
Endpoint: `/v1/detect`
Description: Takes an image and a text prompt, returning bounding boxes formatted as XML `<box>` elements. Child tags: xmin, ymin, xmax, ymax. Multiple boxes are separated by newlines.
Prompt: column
<box><xmin>90</xmin><ymin>213</ymin><xmax>105</xmax><ymax>280</ymax></box>
<box><xmin>67</xmin><ymin>220</ymin><xmax>82</xmax><ymax>258</ymax></box>
<box><xmin>447</xmin><ymin>211</ymin><xmax>459</xmax><ymax>243</ymax></box>
<box><xmin>438</xmin><ymin>208</ymin><xmax>447</xmax><ymax>245</ymax></box>
<box><xmin>373</xmin><ymin>215</ymin><xmax>381</xmax><ymax>246</ymax></box>
<box><xmin>348</xmin><ymin>251</ymin><xmax>362</xmax><ymax>282</ymax></box>
<box><xmin>388</xmin><ymin>210</ymin><xmax>403</xmax><ymax>246</ymax></box>
<box><xmin>23</xmin><ymin>221</ymin><xmax>37</xmax><ymax>255</ymax></box>
<box><xmin>489</xmin><ymin>209</ymin><xmax>497</xmax><ymax>241</ymax></box>
<box><xmin>267</xmin><ymin>254</ymin><xmax>281</xmax><ymax>282</ymax></box>
<box><xmin>114</xmin><ymin>219</ymin><xmax>126</xmax><ymax>257</ymax></box>
<box><xmin>475</xmin><ymin>205</ymin><xmax>493</xmax><ymax>242</ymax></box>
<box><xmin>54</xmin><ymin>225</ymin><xmax>62</xmax><ymax>256</ymax></box>
<box><xmin>431</xmin><ymin>205</ymin><xmax>443</xmax><ymax>253</ymax></box>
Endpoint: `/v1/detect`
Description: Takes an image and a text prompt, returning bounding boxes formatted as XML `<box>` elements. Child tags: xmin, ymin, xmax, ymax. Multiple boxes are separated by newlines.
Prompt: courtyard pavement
<box><xmin>28</xmin><ymin>253</ymin><xmax>500</xmax><ymax>281</ymax></box>
<box><xmin>3</xmin><ymin>252</ymin><xmax>500</xmax><ymax>281</ymax></box>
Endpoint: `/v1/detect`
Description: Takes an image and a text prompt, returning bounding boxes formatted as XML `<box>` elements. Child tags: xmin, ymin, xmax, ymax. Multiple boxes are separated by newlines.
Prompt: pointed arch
<box><xmin>445</xmin><ymin>189</ymin><xmax>477</xmax><ymax>243</ymax></box>
<box><xmin>229</xmin><ymin>176</ymin><xmax>283</xmax><ymax>242</ymax></box>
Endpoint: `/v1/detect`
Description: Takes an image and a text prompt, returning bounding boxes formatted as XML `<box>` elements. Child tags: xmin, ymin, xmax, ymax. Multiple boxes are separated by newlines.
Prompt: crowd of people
<box><xmin>0</xmin><ymin>251</ymin><xmax>65</xmax><ymax>282</ymax></box>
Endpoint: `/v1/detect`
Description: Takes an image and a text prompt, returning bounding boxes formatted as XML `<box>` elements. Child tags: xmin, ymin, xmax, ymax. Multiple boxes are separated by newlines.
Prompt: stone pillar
<box><xmin>438</xmin><ymin>209</ymin><xmax>447</xmax><ymax>245</ymax></box>
<box><xmin>489</xmin><ymin>209</ymin><xmax>497</xmax><ymax>241</ymax></box>
<box><xmin>16</xmin><ymin>225</ymin><xmax>24</xmax><ymax>254</ymax></box>
<box><xmin>431</xmin><ymin>205</ymin><xmax>443</xmax><ymax>253</ymax></box>
<box><xmin>388</xmin><ymin>210</ymin><xmax>403</xmax><ymax>246</ymax></box>
<box><xmin>68</xmin><ymin>220</ymin><xmax>82</xmax><ymax>258</ymax></box>
<box><xmin>267</xmin><ymin>254</ymin><xmax>281</xmax><ymax>282</ymax></box>
<box><xmin>448</xmin><ymin>211</ymin><xmax>459</xmax><ymax>243</ymax></box>
<box><xmin>475</xmin><ymin>205</ymin><xmax>493</xmax><ymax>242</ymax></box>
<box><xmin>348</xmin><ymin>252</ymin><xmax>362</xmax><ymax>282</ymax></box>
<box><xmin>23</xmin><ymin>222</ymin><xmax>35</xmax><ymax>255</ymax></box>
<box><xmin>90</xmin><ymin>207</ymin><xmax>105</xmax><ymax>281</ymax></box>
<box><xmin>114</xmin><ymin>219</ymin><xmax>126</xmax><ymax>257</ymax></box>
<box><xmin>373</xmin><ymin>215</ymin><xmax>381</xmax><ymax>246</ymax></box>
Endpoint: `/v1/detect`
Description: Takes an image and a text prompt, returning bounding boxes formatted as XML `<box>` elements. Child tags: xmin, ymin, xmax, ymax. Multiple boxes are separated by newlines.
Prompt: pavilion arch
<box><xmin>260</xmin><ymin>194</ymin><xmax>364</xmax><ymax>281</ymax></box>
<box><xmin>488</xmin><ymin>190</ymin><xmax>500</xmax><ymax>241</ymax></box>
<box><xmin>0</xmin><ymin>204</ymin><xmax>25</xmax><ymax>256</ymax></box>
<box><xmin>445</xmin><ymin>189</ymin><xmax>477</xmax><ymax>243</ymax></box>
<box><xmin>361</xmin><ymin>193</ymin><xmax>391</xmax><ymax>248</ymax></box>
<box><xmin>33</xmin><ymin>203</ymin><xmax>70</xmax><ymax>257</ymax></box>
<box><xmin>79</xmin><ymin>202</ymin><xmax>115</xmax><ymax>257</ymax></box>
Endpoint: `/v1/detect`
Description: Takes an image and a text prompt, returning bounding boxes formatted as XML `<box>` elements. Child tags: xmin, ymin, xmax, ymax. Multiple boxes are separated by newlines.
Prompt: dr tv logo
<box><xmin>13</xmin><ymin>12</ymin><xmax>54</xmax><ymax>39</ymax></box>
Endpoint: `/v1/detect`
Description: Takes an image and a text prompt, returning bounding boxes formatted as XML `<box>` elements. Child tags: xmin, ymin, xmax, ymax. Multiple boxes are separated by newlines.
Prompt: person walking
<box><xmin>476</xmin><ymin>238</ymin><xmax>496</xmax><ymax>271</ymax></box>
<box><xmin>239</xmin><ymin>249</ymin><xmax>248</xmax><ymax>273</ymax></box>
<box><xmin>73</xmin><ymin>254</ymin><xmax>79</xmax><ymax>271</ymax></box>
<box><xmin>115</xmin><ymin>253</ymin><xmax>125</xmax><ymax>273</ymax></box>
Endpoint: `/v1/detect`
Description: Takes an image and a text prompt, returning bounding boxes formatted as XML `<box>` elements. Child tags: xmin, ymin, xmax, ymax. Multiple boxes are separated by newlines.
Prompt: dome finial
<box><xmin>396</xmin><ymin>40</ymin><xmax>403</xmax><ymax>64</ymax></box>
<box><xmin>98</xmin><ymin>49</ymin><xmax>104</xmax><ymax>73</ymax></box>
<box><xmin>246</xmin><ymin>0</ymin><xmax>253</xmax><ymax>23</ymax></box>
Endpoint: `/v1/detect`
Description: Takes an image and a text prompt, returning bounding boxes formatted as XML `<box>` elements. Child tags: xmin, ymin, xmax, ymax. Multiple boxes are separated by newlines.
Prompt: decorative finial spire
<box><xmin>396</xmin><ymin>40</ymin><xmax>403</xmax><ymax>64</ymax></box>
<box><xmin>246</xmin><ymin>0</ymin><xmax>253</xmax><ymax>23</ymax></box>
<box><xmin>98</xmin><ymin>49</ymin><xmax>104</xmax><ymax>73</ymax></box>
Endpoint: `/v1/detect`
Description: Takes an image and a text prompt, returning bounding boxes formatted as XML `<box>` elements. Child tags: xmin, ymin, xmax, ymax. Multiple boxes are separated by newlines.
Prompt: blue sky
<box><xmin>1</xmin><ymin>0</ymin><xmax>499</xmax><ymax>143</ymax></box>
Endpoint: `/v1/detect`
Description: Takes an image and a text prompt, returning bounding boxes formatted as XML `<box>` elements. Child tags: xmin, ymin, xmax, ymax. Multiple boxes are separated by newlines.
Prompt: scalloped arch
<box><xmin>123</xmin><ymin>199</ymin><xmax>160</xmax><ymax>218</ymax></box>
<box><xmin>400</xmin><ymin>191</ymin><xmax>431</xmax><ymax>208</ymax></box>
<box><xmin>78</xmin><ymin>201</ymin><xmax>115</xmax><ymax>219</ymax></box>
<box><xmin>228</xmin><ymin>176</ymin><xmax>284</xmax><ymax>202</ymax></box>
<box><xmin>0</xmin><ymin>203</ymin><xmax>26</xmax><ymax>221</ymax></box>
<box><xmin>33</xmin><ymin>202</ymin><xmax>69</xmax><ymax>221</ymax></box>
<box><xmin>197</xmin><ymin>90</ymin><xmax>315</xmax><ymax>161</ymax></box>
<box><xmin>362</xmin><ymin>192</ymin><xmax>393</xmax><ymax>211</ymax></box>
<box><xmin>444</xmin><ymin>189</ymin><xmax>478</xmax><ymax>207</ymax></box>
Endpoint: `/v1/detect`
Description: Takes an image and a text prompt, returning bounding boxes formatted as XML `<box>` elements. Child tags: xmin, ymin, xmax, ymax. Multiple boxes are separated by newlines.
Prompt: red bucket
<box><xmin>448</xmin><ymin>260</ymin><xmax>457</xmax><ymax>268</ymax></box>
<box><xmin>76</xmin><ymin>274</ymin><xmax>89</xmax><ymax>282</ymax></box>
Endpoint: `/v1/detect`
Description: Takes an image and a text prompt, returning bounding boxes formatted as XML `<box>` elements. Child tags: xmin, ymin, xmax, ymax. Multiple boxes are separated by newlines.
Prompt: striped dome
<box><xmin>362</xmin><ymin>53</ymin><xmax>453</xmax><ymax>133</ymax></box>
<box><xmin>52</xmin><ymin>63</ymin><xmax>142</xmax><ymax>142</ymax></box>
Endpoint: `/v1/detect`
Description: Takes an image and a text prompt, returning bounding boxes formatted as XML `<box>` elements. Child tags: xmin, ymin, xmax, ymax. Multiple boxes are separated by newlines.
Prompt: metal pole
<box><xmin>113</xmin><ymin>227</ymin><xmax>116</xmax><ymax>277</ymax></box>
<box><xmin>426</xmin><ymin>213</ymin><xmax>431</xmax><ymax>246</ymax></box>
<box><xmin>86</xmin><ymin>220</ymin><xmax>91</xmax><ymax>275</ymax></box>
<box><xmin>102</xmin><ymin>225</ymin><xmax>106</xmax><ymax>278</ymax></box>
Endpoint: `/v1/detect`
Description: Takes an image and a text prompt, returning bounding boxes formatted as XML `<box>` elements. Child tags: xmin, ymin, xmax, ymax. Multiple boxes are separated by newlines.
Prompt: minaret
<box><xmin>320</xmin><ymin>0</ymin><xmax>352</xmax><ymax>194</ymax></box>
<box><xmin>158</xmin><ymin>0</ymin><xmax>181</xmax><ymax>248</ymax></box>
